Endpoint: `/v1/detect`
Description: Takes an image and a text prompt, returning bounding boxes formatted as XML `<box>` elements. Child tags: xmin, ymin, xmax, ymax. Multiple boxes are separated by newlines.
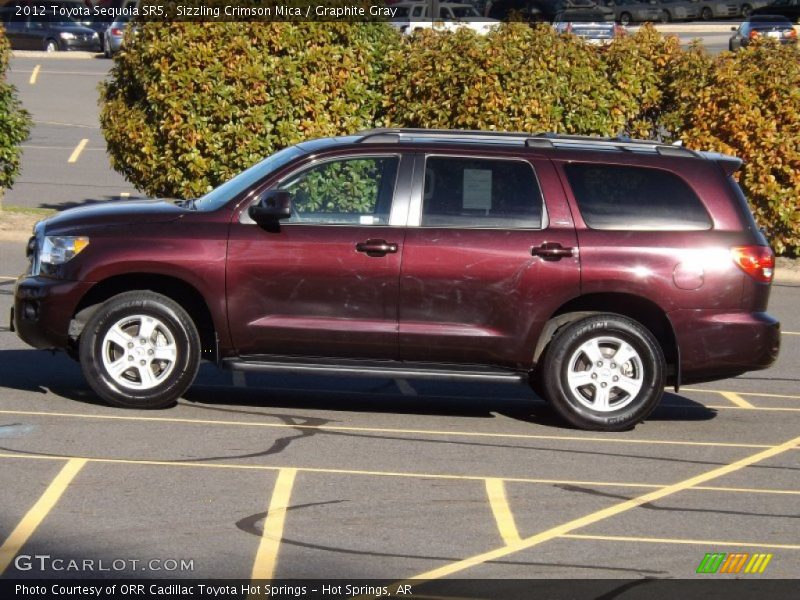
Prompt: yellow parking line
<box><xmin>0</xmin><ymin>276</ymin><xmax>16</xmax><ymax>281</ymax></box>
<box><xmin>719</xmin><ymin>392</ymin><xmax>754</xmax><ymax>409</ymax></box>
<box><xmin>28</xmin><ymin>65</ymin><xmax>40</xmax><ymax>85</ymax></box>
<box><xmin>0</xmin><ymin>458</ymin><xmax>86</xmax><ymax>575</ymax></box>
<box><xmin>0</xmin><ymin>408</ymin><xmax>788</xmax><ymax>450</ymax></box>
<box><xmin>682</xmin><ymin>387</ymin><xmax>800</xmax><ymax>400</ymax></box>
<box><xmin>485</xmin><ymin>479</ymin><xmax>521</xmax><ymax>545</ymax></box>
<box><xmin>391</xmin><ymin>434</ymin><xmax>800</xmax><ymax>583</ymax></box>
<box><xmin>1</xmin><ymin>452</ymin><xmax>798</xmax><ymax>496</ymax></box>
<box><xmin>782</xmin><ymin>331</ymin><xmax>800</xmax><ymax>336</ymax></box>
<box><xmin>561</xmin><ymin>533</ymin><xmax>800</xmax><ymax>550</ymax></box>
<box><xmin>249</xmin><ymin>468</ymin><xmax>297</xmax><ymax>582</ymax></box>
<box><xmin>67</xmin><ymin>138</ymin><xmax>89</xmax><ymax>163</ymax></box>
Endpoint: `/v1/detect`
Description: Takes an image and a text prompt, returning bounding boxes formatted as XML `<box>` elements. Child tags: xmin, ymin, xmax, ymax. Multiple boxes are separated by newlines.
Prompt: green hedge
<box><xmin>0</xmin><ymin>24</ymin><xmax>31</xmax><ymax>200</ymax></box>
<box><xmin>100</xmin><ymin>23</ymin><xmax>799</xmax><ymax>255</ymax></box>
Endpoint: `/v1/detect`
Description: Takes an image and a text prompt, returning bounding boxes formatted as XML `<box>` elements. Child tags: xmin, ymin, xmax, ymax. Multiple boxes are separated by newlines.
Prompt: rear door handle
<box><xmin>531</xmin><ymin>242</ymin><xmax>575</xmax><ymax>261</ymax></box>
<box><xmin>356</xmin><ymin>239</ymin><xmax>398</xmax><ymax>257</ymax></box>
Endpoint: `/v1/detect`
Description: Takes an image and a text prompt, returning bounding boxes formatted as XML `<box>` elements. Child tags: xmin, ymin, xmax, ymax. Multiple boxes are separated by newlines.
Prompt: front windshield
<box><xmin>193</xmin><ymin>146</ymin><xmax>304</xmax><ymax>211</ymax></box>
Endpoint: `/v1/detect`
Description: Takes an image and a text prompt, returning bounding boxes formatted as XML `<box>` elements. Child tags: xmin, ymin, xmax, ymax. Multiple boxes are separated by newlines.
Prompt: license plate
<box><xmin>767</xmin><ymin>32</ymin><xmax>782</xmax><ymax>38</ymax></box>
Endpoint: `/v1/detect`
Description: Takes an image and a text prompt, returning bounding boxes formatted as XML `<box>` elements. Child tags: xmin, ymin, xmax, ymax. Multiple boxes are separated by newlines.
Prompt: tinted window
<box><xmin>280</xmin><ymin>156</ymin><xmax>399</xmax><ymax>225</ymax></box>
<box><xmin>564</xmin><ymin>164</ymin><xmax>711</xmax><ymax>230</ymax></box>
<box><xmin>422</xmin><ymin>157</ymin><xmax>543</xmax><ymax>228</ymax></box>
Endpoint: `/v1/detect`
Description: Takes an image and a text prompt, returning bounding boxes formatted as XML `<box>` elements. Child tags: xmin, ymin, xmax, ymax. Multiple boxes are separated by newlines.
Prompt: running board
<box><xmin>222</xmin><ymin>358</ymin><xmax>528</xmax><ymax>383</ymax></box>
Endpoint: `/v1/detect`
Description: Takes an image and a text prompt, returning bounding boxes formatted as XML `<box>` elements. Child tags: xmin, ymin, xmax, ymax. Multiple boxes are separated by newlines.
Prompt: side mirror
<box><xmin>248</xmin><ymin>189</ymin><xmax>292</xmax><ymax>226</ymax></box>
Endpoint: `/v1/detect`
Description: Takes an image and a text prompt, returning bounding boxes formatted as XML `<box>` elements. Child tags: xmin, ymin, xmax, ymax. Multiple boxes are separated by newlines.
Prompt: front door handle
<box><xmin>356</xmin><ymin>239</ymin><xmax>398</xmax><ymax>257</ymax></box>
<box><xmin>531</xmin><ymin>242</ymin><xmax>575</xmax><ymax>261</ymax></box>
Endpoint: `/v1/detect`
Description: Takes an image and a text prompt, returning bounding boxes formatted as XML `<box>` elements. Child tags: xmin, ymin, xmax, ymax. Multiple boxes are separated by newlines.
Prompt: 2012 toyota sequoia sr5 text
<box><xmin>12</xmin><ymin>129</ymin><xmax>781</xmax><ymax>431</ymax></box>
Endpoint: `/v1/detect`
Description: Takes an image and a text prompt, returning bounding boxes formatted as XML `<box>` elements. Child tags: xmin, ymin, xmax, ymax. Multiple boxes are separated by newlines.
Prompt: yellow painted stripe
<box><xmin>28</xmin><ymin>65</ymin><xmax>40</xmax><ymax>85</ymax></box>
<box><xmin>395</xmin><ymin>435</ymin><xmax>800</xmax><ymax>582</ymax></box>
<box><xmin>0</xmin><ymin>276</ymin><xmax>17</xmax><ymax>281</ymax></box>
<box><xmin>719</xmin><ymin>392</ymin><xmax>754</xmax><ymax>409</ymax></box>
<box><xmin>0</xmin><ymin>408</ymin><xmax>787</xmax><ymax>450</ymax></box>
<box><xmin>67</xmin><ymin>138</ymin><xmax>89</xmax><ymax>163</ymax></box>
<box><xmin>745</xmin><ymin>553</ymin><xmax>765</xmax><ymax>573</ymax></box>
<box><xmin>485</xmin><ymin>478</ymin><xmax>521</xmax><ymax>545</ymax></box>
<box><xmin>758</xmin><ymin>553</ymin><xmax>773</xmax><ymax>573</ymax></box>
<box><xmin>682</xmin><ymin>387</ymin><xmax>800</xmax><ymax>400</ymax></box>
<box><xmin>782</xmin><ymin>331</ymin><xmax>800</xmax><ymax>336</ymax></box>
<box><xmin>0</xmin><ymin>452</ymin><xmax>798</xmax><ymax>497</ymax></box>
<box><xmin>249</xmin><ymin>468</ymin><xmax>297</xmax><ymax>582</ymax></box>
<box><xmin>563</xmin><ymin>534</ymin><xmax>800</xmax><ymax>550</ymax></box>
<box><xmin>0</xmin><ymin>458</ymin><xmax>87</xmax><ymax>575</ymax></box>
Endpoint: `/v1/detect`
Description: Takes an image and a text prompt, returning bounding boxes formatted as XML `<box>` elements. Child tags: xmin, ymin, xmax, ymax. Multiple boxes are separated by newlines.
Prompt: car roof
<box><xmin>747</xmin><ymin>14</ymin><xmax>792</xmax><ymax>21</ymax></box>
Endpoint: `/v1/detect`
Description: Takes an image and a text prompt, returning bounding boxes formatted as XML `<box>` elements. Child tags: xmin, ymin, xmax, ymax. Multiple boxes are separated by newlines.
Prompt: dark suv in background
<box><xmin>12</xmin><ymin>130</ymin><xmax>780</xmax><ymax>431</ymax></box>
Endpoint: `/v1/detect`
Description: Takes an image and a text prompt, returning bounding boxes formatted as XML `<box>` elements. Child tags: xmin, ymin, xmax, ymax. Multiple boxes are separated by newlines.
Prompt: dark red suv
<box><xmin>11</xmin><ymin>129</ymin><xmax>781</xmax><ymax>430</ymax></box>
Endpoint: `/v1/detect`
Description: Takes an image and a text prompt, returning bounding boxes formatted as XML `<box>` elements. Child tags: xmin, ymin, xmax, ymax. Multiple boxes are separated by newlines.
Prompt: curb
<box><xmin>11</xmin><ymin>50</ymin><xmax>104</xmax><ymax>59</ymax></box>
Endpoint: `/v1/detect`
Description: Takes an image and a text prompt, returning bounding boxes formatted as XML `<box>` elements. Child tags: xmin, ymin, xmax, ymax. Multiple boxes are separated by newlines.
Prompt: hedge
<box><xmin>0</xmin><ymin>23</ymin><xmax>32</xmax><ymax>202</ymax></box>
<box><xmin>99</xmin><ymin>23</ymin><xmax>799</xmax><ymax>255</ymax></box>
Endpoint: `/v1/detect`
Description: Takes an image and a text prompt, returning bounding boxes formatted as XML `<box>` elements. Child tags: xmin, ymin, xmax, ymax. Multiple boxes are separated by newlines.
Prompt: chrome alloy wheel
<box><xmin>565</xmin><ymin>336</ymin><xmax>643</xmax><ymax>412</ymax></box>
<box><xmin>101</xmin><ymin>314</ymin><xmax>178</xmax><ymax>390</ymax></box>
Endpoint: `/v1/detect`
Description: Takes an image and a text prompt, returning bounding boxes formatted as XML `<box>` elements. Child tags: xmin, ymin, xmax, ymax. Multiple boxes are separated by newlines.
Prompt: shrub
<box><xmin>679</xmin><ymin>41</ymin><xmax>800</xmax><ymax>256</ymax></box>
<box><xmin>383</xmin><ymin>24</ymin><xmax>626</xmax><ymax>135</ymax></box>
<box><xmin>100</xmin><ymin>22</ymin><xmax>398</xmax><ymax>198</ymax></box>
<box><xmin>0</xmin><ymin>24</ymin><xmax>32</xmax><ymax>204</ymax></box>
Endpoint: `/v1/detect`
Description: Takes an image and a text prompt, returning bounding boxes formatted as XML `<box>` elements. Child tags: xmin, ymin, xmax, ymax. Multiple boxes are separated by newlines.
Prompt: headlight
<box><xmin>59</xmin><ymin>32</ymin><xmax>76</xmax><ymax>40</ymax></box>
<box><xmin>40</xmin><ymin>236</ymin><xmax>89</xmax><ymax>266</ymax></box>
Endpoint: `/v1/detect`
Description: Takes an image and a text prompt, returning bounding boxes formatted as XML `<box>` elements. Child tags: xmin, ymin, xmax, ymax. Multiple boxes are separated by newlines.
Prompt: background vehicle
<box><xmin>654</xmin><ymin>0</ymin><xmax>700</xmax><ymax>21</ymax></box>
<box><xmin>729</xmin><ymin>14</ymin><xmax>798</xmax><ymax>48</ymax></box>
<box><xmin>693</xmin><ymin>0</ymin><xmax>741</xmax><ymax>19</ymax></box>
<box><xmin>0</xmin><ymin>11</ymin><xmax>99</xmax><ymax>51</ymax></box>
<box><xmin>554</xmin><ymin>11</ymin><xmax>627</xmax><ymax>41</ymax></box>
<box><xmin>12</xmin><ymin>130</ymin><xmax>780</xmax><ymax>432</ymax></box>
<box><xmin>391</xmin><ymin>1</ymin><xmax>499</xmax><ymax>34</ymax></box>
<box><xmin>598</xmin><ymin>0</ymin><xmax>661</xmax><ymax>24</ymax></box>
<box><xmin>751</xmin><ymin>0</ymin><xmax>800</xmax><ymax>21</ymax></box>
<box><xmin>488</xmin><ymin>0</ymin><xmax>614</xmax><ymax>22</ymax></box>
<box><xmin>103</xmin><ymin>15</ymin><xmax>130</xmax><ymax>57</ymax></box>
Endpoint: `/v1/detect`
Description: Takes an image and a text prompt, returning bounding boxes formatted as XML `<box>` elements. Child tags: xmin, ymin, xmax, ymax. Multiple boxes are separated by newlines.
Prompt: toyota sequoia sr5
<box><xmin>12</xmin><ymin>129</ymin><xmax>781</xmax><ymax>431</ymax></box>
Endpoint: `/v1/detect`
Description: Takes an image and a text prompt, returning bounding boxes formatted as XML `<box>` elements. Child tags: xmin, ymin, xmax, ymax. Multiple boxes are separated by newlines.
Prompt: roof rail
<box><xmin>355</xmin><ymin>128</ymin><xmax>700</xmax><ymax>158</ymax></box>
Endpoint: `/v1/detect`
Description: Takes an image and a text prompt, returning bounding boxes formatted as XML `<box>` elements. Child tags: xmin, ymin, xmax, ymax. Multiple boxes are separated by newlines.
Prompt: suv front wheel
<box><xmin>541</xmin><ymin>314</ymin><xmax>665</xmax><ymax>431</ymax></box>
<box><xmin>79</xmin><ymin>291</ymin><xmax>201</xmax><ymax>408</ymax></box>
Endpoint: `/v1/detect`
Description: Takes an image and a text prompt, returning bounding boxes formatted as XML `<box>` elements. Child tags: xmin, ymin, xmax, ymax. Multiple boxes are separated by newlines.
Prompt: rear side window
<box><xmin>564</xmin><ymin>164</ymin><xmax>711</xmax><ymax>230</ymax></box>
<box><xmin>422</xmin><ymin>157</ymin><xmax>544</xmax><ymax>229</ymax></box>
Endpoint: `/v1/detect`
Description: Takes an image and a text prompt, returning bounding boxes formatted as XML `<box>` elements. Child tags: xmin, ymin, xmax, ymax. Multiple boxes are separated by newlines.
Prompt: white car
<box><xmin>391</xmin><ymin>2</ymin><xmax>500</xmax><ymax>35</ymax></box>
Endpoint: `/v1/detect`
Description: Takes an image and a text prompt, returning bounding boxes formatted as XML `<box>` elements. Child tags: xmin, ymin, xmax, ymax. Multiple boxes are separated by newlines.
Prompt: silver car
<box><xmin>599</xmin><ymin>0</ymin><xmax>662</xmax><ymax>24</ymax></box>
<box><xmin>655</xmin><ymin>0</ymin><xmax>701</xmax><ymax>20</ymax></box>
<box><xmin>103</xmin><ymin>16</ymin><xmax>130</xmax><ymax>58</ymax></box>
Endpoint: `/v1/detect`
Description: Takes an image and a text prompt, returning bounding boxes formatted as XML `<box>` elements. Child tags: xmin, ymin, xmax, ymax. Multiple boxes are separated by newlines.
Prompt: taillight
<box><xmin>731</xmin><ymin>246</ymin><xmax>774</xmax><ymax>283</ymax></box>
<box><xmin>110</xmin><ymin>28</ymin><xmax>123</xmax><ymax>36</ymax></box>
<box><xmin>749</xmin><ymin>30</ymin><xmax>760</xmax><ymax>39</ymax></box>
<box><xmin>788</xmin><ymin>29</ymin><xmax>797</xmax><ymax>39</ymax></box>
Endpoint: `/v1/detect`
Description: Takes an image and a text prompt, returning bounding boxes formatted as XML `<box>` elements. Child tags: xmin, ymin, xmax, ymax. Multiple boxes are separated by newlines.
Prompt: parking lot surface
<box><xmin>1</xmin><ymin>237</ymin><xmax>798</xmax><ymax>580</ymax></box>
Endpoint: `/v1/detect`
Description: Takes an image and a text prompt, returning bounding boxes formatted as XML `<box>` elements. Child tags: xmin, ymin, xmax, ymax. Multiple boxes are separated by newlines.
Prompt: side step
<box><xmin>222</xmin><ymin>358</ymin><xmax>528</xmax><ymax>383</ymax></box>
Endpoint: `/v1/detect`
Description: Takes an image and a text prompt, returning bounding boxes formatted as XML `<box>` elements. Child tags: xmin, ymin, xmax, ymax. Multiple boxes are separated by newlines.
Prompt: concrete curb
<box><xmin>11</xmin><ymin>50</ymin><xmax>104</xmax><ymax>59</ymax></box>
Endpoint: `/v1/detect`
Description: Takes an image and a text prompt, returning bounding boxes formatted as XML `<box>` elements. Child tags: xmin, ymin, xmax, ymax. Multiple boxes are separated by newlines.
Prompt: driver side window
<box><xmin>279</xmin><ymin>156</ymin><xmax>399</xmax><ymax>225</ymax></box>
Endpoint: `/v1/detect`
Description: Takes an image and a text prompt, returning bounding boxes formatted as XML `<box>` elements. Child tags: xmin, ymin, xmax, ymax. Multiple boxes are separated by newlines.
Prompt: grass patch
<box><xmin>1</xmin><ymin>204</ymin><xmax>56</xmax><ymax>217</ymax></box>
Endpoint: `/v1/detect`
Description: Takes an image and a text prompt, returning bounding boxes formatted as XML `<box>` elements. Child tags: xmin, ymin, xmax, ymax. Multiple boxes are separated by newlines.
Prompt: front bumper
<box><xmin>62</xmin><ymin>38</ymin><xmax>101</xmax><ymax>52</ymax></box>
<box><xmin>13</xmin><ymin>276</ymin><xmax>94</xmax><ymax>350</ymax></box>
<box><xmin>670</xmin><ymin>309</ymin><xmax>780</xmax><ymax>384</ymax></box>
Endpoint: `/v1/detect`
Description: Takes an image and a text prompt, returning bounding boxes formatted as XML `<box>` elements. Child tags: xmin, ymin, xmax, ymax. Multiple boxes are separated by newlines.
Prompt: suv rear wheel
<box><xmin>540</xmin><ymin>314</ymin><xmax>665</xmax><ymax>431</ymax></box>
<box><xmin>79</xmin><ymin>291</ymin><xmax>201</xmax><ymax>408</ymax></box>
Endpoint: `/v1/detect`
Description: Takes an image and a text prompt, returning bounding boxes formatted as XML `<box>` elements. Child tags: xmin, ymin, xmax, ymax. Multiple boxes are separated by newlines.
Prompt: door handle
<box><xmin>531</xmin><ymin>242</ymin><xmax>575</xmax><ymax>261</ymax></box>
<box><xmin>356</xmin><ymin>239</ymin><xmax>398</xmax><ymax>257</ymax></box>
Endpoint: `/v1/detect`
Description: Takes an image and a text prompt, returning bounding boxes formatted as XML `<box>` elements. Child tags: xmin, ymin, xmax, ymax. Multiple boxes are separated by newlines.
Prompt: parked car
<box><xmin>738</xmin><ymin>0</ymin><xmax>771</xmax><ymax>16</ymax></box>
<box><xmin>598</xmin><ymin>0</ymin><xmax>661</xmax><ymax>24</ymax></box>
<box><xmin>488</xmin><ymin>0</ymin><xmax>614</xmax><ymax>22</ymax></box>
<box><xmin>103</xmin><ymin>15</ymin><xmax>130</xmax><ymax>57</ymax></box>
<box><xmin>11</xmin><ymin>129</ymin><xmax>780</xmax><ymax>431</ymax></box>
<box><xmin>0</xmin><ymin>11</ymin><xmax>100</xmax><ymax>52</ymax></box>
<box><xmin>751</xmin><ymin>0</ymin><xmax>800</xmax><ymax>21</ymax></box>
<box><xmin>654</xmin><ymin>0</ymin><xmax>701</xmax><ymax>20</ymax></box>
<box><xmin>391</xmin><ymin>1</ymin><xmax>499</xmax><ymax>34</ymax></box>
<box><xmin>693</xmin><ymin>0</ymin><xmax>740</xmax><ymax>19</ymax></box>
<box><xmin>729</xmin><ymin>14</ymin><xmax>798</xmax><ymax>47</ymax></box>
<box><xmin>554</xmin><ymin>10</ymin><xmax>627</xmax><ymax>42</ymax></box>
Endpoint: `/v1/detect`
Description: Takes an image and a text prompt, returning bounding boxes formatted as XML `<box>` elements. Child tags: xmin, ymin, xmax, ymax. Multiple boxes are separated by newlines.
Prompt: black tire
<box><xmin>620</xmin><ymin>12</ymin><xmax>632</xmax><ymax>26</ymax></box>
<box><xmin>701</xmin><ymin>7</ymin><xmax>713</xmax><ymax>20</ymax></box>
<box><xmin>539</xmin><ymin>314</ymin><xmax>665</xmax><ymax>431</ymax></box>
<box><xmin>44</xmin><ymin>39</ymin><xmax>59</xmax><ymax>52</ymax></box>
<box><xmin>741</xmin><ymin>4</ymin><xmax>752</xmax><ymax>17</ymax></box>
<box><xmin>660</xmin><ymin>10</ymin><xmax>671</xmax><ymax>23</ymax></box>
<box><xmin>79</xmin><ymin>291</ymin><xmax>201</xmax><ymax>409</ymax></box>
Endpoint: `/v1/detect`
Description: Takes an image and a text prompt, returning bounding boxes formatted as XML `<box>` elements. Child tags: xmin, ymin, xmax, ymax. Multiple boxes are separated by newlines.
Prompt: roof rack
<box><xmin>356</xmin><ymin>128</ymin><xmax>699</xmax><ymax>158</ymax></box>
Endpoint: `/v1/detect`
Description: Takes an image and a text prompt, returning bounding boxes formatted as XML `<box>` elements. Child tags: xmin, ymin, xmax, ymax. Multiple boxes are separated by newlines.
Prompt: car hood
<box><xmin>43</xmin><ymin>199</ymin><xmax>188</xmax><ymax>232</ymax></box>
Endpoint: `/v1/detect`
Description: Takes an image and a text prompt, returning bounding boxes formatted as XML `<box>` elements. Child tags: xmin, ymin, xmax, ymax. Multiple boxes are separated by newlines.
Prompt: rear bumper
<box><xmin>670</xmin><ymin>309</ymin><xmax>780</xmax><ymax>384</ymax></box>
<box><xmin>13</xmin><ymin>276</ymin><xmax>94</xmax><ymax>350</ymax></box>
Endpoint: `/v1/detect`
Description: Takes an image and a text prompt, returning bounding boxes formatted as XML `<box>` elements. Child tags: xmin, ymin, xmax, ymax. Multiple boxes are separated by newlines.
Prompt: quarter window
<box><xmin>564</xmin><ymin>164</ymin><xmax>712</xmax><ymax>230</ymax></box>
<box><xmin>421</xmin><ymin>157</ymin><xmax>544</xmax><ymax>228</ymax></box>
<box><xmin>280</xmin><ymin>156</ymin><xmax>399</xmax><ymax>225</ymax></box>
